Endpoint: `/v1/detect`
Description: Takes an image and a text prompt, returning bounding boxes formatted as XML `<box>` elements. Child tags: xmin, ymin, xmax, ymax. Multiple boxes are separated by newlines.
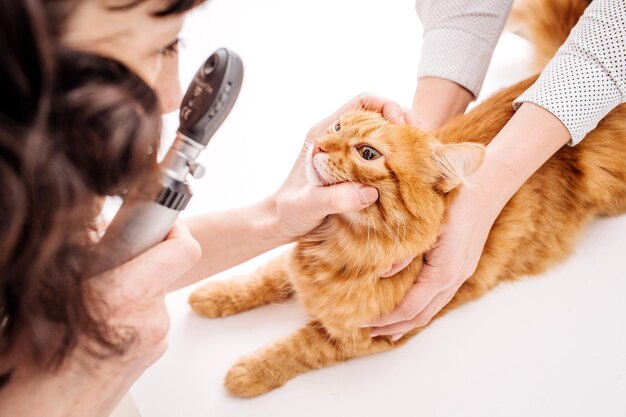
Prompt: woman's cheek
<box><xmin>127</xmin><ymin>53</ymin><xmax>163</xmax><ymax>87</ymax></box>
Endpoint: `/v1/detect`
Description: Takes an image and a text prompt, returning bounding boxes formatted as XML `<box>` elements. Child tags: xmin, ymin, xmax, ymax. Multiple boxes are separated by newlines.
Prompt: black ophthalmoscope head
<box><xmin>178</xmin><ymin>48</ymin><xmax>244</xmax><ymax>146</ymax></box>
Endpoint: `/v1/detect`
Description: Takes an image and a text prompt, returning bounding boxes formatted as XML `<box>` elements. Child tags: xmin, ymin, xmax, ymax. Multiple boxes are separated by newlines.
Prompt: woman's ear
<box><xmin>430</xmin><ymin>141</ymin><xmax>485</xmax><ymax>192</ymax></box>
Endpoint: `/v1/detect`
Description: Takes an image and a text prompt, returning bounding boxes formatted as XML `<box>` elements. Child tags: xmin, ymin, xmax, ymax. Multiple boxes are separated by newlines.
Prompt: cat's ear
<box><xmin>430</xmin><ymin>141</ymin><xmax>485</xmax><ymax>192</ymax></box>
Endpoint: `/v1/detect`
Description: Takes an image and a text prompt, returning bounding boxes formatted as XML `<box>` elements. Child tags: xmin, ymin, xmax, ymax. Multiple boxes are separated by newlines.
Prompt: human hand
<box><xmin>10</xmin><ymin>223</ymin><xmax>201</xmax><ymax>417</ymax></box>
<box><xmin>88</xmin><ymin>222</ymin><xmax>201</xmax><ymax>369</ymax></box>
<box><xmin>368</xmin><ymin>186</ymin><xmax>496</xmax><ymax>340</ymax></box>
<box><xmin>412</xmin><ymin>77</ymin><xmax>474</xmax><ymax>132</ymax></box>
<box><xmin>272</xmin><ymin>94</ymin><xmax>419</xmax><ymax>240</ymax></box>
<box><xmin>69</xmin><ymin>223</ymin><xmax>199</xmax><ymax>415</ymax></box>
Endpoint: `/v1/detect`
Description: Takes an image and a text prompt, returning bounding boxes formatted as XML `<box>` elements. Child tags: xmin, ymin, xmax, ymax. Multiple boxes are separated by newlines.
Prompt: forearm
<box><xmin>173</xmin><ymin>196</ymin><xmax>288</xmax><ymax>289</ymax></box>
<box><xmin>413</xmin><ymin>76</ymin><xmax>473</xmax><ymax>131</ymax></box>
<box><xmin>463</xmin><ymin>102</ymin><xmax>571</xmax><ymax>220</ymax></box>
<box><xmin>0</xmin><ymin>354</ymin><xmax>140</xmax><ymax>417</ymax></box>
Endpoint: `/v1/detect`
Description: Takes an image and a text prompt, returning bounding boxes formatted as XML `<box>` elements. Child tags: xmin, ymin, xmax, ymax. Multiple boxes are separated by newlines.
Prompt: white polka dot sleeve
<box><xmin>415</xmin><ymin>0</ymin><xmax>514</xmax><ymax>98</ymax></box>
<box><xmin>513</xmin><ymin>0</ymin><xmax>626</xmax><ymax>145</ymax></box>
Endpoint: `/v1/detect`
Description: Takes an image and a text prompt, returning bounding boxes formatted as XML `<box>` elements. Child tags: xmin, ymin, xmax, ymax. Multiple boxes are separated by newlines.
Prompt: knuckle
<box><xmin>442</xmin><ymin>277</ymin><xmax>460</xmax><ymax>290</ymax></box>
<box><xmin>414</xmin><ymin>316</ymin><xmax>431</xmax><ymax>327</ymax></box>
<box><xmin>179</xmin><ymin>236</ymin><xmax>202</xmax><ymax>268</ymax></box>
<box><xmin>140</xmin><ymin>311</ymin><xmax>171</xmax><ymax>347</ymax></box>
<box><xmin>150</xmin><ymin>339</ymin><xmax>169</xmax><ymax>362</ymax></box>
<box><xmin>416</xmin><ymin>272</ymin><xmax>439</xmax><ymax>285</ymax></box>
<box><xmin>330</xmin><ymin>192</ymin><xmax>356</xmax><ymax>213</ymax></box>
<box><xmin>134</xmin><ymin>339</ymin><xmax>169</xmax><ymax>369</ymax></box>
<box><xmin>399</xmin><ymin>306</ymin><xmax>418</xmax><ymax>322</ymax></box>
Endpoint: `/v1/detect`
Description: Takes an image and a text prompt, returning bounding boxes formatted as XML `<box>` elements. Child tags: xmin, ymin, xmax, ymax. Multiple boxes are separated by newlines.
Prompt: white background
<box><xmin>131</xmin><ymin>1</ymin><xmax>626</xmax><ymax>416</ymax></box>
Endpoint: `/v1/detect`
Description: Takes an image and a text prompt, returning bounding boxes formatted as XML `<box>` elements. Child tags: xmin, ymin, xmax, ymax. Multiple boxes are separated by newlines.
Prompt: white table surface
<box><xmin>131</xmin><ymin>1</ymin><xmax>626</xmax><ymax>416</ymax></box>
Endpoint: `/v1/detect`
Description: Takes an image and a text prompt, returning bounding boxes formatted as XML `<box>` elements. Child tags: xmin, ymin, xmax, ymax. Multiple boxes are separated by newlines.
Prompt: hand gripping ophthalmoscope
<box><xmin>96</xmin><ymin>48</ymin><xmax>244</xmax><ymax>272</ymax></box>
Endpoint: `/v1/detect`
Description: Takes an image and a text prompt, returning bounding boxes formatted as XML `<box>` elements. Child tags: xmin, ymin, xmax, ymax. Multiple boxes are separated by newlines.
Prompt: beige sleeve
<box><xmin>416</xmin><ymin>0</ymin><xmax>514</xmax><ymax>98</ymax></box>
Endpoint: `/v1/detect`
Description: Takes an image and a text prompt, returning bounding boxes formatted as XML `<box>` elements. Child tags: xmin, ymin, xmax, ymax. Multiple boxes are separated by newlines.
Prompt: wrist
<box><xmin>456</xmin><ymin>102</ymin><xmax>571</xmax><ymax>222</ymax></box>
<box><xmin>413</xmin><ymin>77</ymin><xmax>473</xmax><ymax>131</ymax></box>
<box><xmin>256</xmin><ymin>195</ymin><xmax>295</xmax><ymax>247</ymax></box>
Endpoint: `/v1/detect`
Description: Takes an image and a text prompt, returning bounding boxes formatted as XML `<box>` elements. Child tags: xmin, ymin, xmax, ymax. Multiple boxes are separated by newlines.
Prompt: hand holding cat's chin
<box><xmin>268</xmin><ymin>93</ymin><xmax>421</xmax><ymax>242</ymax></box>
<box><xmin>268</xmin><ymin>181</ymin><xmax>379</xmax><ymax>242</ymax></box>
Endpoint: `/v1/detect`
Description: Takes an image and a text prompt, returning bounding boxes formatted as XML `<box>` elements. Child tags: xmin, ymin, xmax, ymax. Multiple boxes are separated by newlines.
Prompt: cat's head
<box><xmin>306</xmin><ymin>110</ymin><xmax>484</xmax><ymax>252</ymax></box>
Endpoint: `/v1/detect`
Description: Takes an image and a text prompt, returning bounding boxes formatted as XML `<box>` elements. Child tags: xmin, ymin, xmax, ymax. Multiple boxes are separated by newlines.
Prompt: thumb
<box><xmin>380</xmin><ymin>255</ymin><xmax>415</xmax><ymax>278</ymax></box>
<box><xmin>402</xmin><ymin>107</ymin><xmax>423</xmax><ymax>128</ymax></box>
<box><xmin>308</xmin><ymin>183</ymin><xmax>378</xmax><ymax>217</ymax></box>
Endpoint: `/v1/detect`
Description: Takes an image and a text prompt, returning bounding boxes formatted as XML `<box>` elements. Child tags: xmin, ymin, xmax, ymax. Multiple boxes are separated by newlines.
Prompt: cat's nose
<box><xmin>312</xmin><ymin>141</ymin><xmax>326</xmax><ymax>157</ymax></box>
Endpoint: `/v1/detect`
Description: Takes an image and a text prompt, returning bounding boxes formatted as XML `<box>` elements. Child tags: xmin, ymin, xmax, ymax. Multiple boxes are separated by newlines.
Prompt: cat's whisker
<box><xmin>366</xmin><ymin>207</ymin><xmax>372</xmax><ymax>242</ymax></box>
<box><xmin>395</xmin><ymin>211</ymin><xmax>408</xmax><ymax>257</ymax></box>
<box><xmin>324</xmin><ymin>164</ymin><xmax>374</xmax><ymax>256</ymax></box>
<box><xmin>379</xmin><ymin>213</ymin><xmax>401</xmax><ymax>253</ymax></box>
<box><xmin>329</xmin><ymin>161</ymin><xmax>406</xmax><ymax>259</ymax></box>
<box><xmin>328</xmin><ymin>164</ymin><xmax>378</xmax><ymax>254</ymax></box>
<box><xmin>325</xmin><ymin>169</ymin><xmax>341</xmax><ymax>217</ymax></box>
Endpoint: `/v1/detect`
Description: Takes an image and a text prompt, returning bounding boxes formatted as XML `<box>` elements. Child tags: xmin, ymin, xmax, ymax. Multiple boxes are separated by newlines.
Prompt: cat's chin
<box><xmin>312</xmin><ymin>164</ymin><xmax>333</xmax><ymax>186</ymax></box>
<box><xmin>340</xmin><ymin>210</ymin><xmax>372</xmax><ymax>228</ymax></box>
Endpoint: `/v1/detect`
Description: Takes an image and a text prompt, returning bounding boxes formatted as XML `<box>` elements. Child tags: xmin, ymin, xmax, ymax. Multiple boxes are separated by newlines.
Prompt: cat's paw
<box><xmin>188</xmin><ymin>281</ymin><xmax>244</xmax><ymax>318</ymax></box>
<box><xmin>224</xmin><ymin>355</ymin><xmax>285</xmax><ymax>398</ymax></box>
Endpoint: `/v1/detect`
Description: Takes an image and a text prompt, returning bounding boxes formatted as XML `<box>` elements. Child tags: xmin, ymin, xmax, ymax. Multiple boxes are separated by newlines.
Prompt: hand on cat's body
<box><xmin>369</xmin><ymin>186</ymin><xmax>494</xmax><ymax>339</ymax></box>
<box><xmin>368</xmin><ymin>103</ymin><xmax>572</xmax><ymax>338</ymax></box>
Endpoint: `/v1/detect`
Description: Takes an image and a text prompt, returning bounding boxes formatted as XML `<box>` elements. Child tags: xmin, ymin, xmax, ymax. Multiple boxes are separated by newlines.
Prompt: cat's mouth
<box><xmin>306</xmin><ymin>145</ymin><xmax>335</xmax><ymax>186</ymax></box>
<box><xmin>312</xmin><ymin>161</ymin><xmax>333</xmax><ymax>186</ymax></box>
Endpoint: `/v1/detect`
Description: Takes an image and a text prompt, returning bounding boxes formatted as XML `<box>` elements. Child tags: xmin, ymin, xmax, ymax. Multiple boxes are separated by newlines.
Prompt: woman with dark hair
<box><xmin>0</xmin><ymin>0</ymin><xmax>410</xmax><ymax>415</ymax></box>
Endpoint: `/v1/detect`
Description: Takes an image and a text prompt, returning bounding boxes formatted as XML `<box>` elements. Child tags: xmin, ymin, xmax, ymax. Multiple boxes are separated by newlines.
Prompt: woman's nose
<box><xmin>154</xmin><ymin>54</ymin><xmax>183</xmax><ymax>114</ymax></box>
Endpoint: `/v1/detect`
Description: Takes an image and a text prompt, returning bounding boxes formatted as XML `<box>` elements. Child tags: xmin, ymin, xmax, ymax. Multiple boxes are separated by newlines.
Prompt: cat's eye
<box><xmin>357</xmin><ymin>145</ymin><xmax>381</xmax><ymax>161</ymax></box>
<box><xmin>333</xmin><ymin>122</ymin><xmax>341</xmax><ymax>132</ymax></box>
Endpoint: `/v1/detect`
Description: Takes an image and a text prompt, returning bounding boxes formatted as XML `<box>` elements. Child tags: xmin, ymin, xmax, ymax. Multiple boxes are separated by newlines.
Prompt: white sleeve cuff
<box><xmin>513</xmin><ymin>53</ymin><xmax>624</xmax><ymax>146</ymax></box>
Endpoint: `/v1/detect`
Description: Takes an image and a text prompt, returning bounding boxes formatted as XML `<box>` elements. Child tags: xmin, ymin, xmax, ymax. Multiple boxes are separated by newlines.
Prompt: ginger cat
<box><xmin>189</xmin><ymin>0</ymin><xmax>626</xmax><ymax>398</ymax></box>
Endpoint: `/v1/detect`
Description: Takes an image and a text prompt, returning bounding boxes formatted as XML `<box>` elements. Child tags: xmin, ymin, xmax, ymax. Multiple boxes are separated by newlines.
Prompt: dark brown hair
<box><xmin>0</xmin><ymin>0</ymin><xmax>203</xmax><ymax>381</ymax></box>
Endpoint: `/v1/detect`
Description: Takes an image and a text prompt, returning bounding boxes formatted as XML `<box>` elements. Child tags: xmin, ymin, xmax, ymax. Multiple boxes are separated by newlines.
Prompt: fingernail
<box><xmin>369</xmin><ymin>331</ymin><xmax>380</xmax><ymax>338</ymax></box>
<box><xmin>391</xmin><ymin>333</ymin><xmax>404</xmax><ymax>342</ymax></box>
<box><xmin>359</xmin><ymin>186</ymin><xmax>378</xmax><ymax>206</ymax></box>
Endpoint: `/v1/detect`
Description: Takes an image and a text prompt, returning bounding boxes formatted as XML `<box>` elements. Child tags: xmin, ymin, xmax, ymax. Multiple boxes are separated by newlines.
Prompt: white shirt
<box><xmin>416</xmin><ymin>0</ymin><xmax>626</xmax><ymax>144</ymax></box>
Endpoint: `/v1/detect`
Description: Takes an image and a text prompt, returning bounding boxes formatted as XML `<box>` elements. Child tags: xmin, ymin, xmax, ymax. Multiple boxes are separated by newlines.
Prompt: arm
<box><xmin>413</xmin><ymin>0</ymin><xmax>513</xmax><ymax>129</ymax></box>
<box><xmin>370</xmin><ymin>102</ymin><xmax>570</xmax><ymax>336</ymax></box>
<box><xmin>371</xmin><ymin>0</ymin><xmax>625</xmax><ymax>335</ymax></box>
<box><xmin>0</xmin><ymin>224</ymin><xmax>201</xmax><ymax>417</ymax></box>
<box><xmin>413</xmin><ymin>77</ymin><xmax>474</xmax><ymax>131</ymax></box>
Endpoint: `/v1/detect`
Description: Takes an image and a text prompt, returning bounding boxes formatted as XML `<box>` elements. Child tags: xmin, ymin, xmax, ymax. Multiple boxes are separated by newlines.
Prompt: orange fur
<box><xmin>507</xmin><ymin>0</ymin><xmax>589</xmax><ymax>71</ymax></box>
<box><xmin>189</xmin><ymin>0</ymin><xmax>625</xmax><ymax>397</ymax></box>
